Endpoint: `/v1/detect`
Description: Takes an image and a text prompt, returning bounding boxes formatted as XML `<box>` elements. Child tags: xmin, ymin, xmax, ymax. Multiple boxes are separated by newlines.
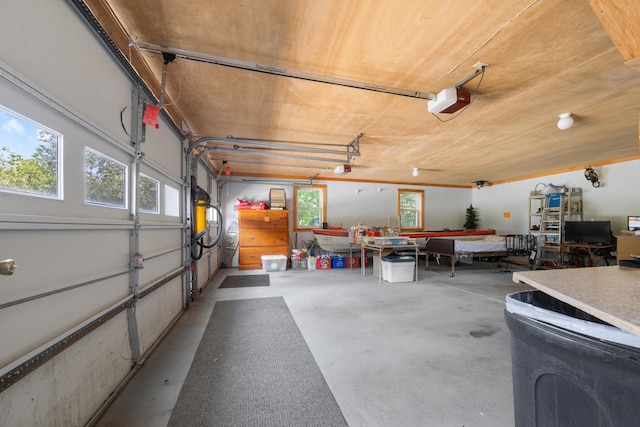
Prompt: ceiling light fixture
<box><xmin>412</xmin><ymin>168</ymin><xmax>419</xmax><ymax>177</ymax></box>
<box><xmin>557</xmin><ymin>113</ymin><xmax>574</xmax><ymax>130</ymax></box>
<box><xmin>474</xmin><ymin>180</ymin><xmax>488</xmax><ymax>189</ymax></box>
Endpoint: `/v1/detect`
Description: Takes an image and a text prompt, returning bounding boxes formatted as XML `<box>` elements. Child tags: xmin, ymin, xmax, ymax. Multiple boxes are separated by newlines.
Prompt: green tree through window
<box><xmin>0</xmin><ymin>106</ymin><xmax>61</xmax><ymax>198</ymax></box>
<box><xmin>294</xmin><ymin>185</ymin><xmax>326</xmax><ymax>230</ymax></box>
<box><xmin>85</xmin><ymin>148</ymin><xmax>127</xmax><ymax>208</ymax></box>
<box><xmin>398</xmin><ymin>189</ymin><xmax>423</xmax><ymax>230</ymax></box>
<box><xmin>139</xmin><ymin>174</ymin><xmax>159</xmax><ymax>213</ymax></box>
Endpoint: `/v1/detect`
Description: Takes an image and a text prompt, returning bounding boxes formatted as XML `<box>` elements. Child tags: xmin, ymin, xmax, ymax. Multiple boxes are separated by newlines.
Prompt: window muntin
<box><xmin>139</xmin><ymin>174</ymin><xmax>159</xmax><ymax>214</ymax></box>
<box><xmin>398</xmin><ymin>189</ymin><xmax>424</xmax><ymax>230</ymax></box>
<box><xmin>0</xmin><ymin>105</ymin><xmax>62</xmax><ymax>199</ymax></box>
<box><xmin>294</xmin><ymin>185</ymin><xmax>326</xmax><ymax>230</ymax></box>
<box><xmin>84</xmin><ymin>147</ymin><xmax>127</xmax><ymax>208</ymax></box>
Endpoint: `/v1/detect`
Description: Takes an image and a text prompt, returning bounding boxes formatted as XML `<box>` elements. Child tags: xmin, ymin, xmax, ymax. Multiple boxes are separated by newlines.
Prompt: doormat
<box><xmin>218</xmin><ymin>274</ymin><xmax>270</xmax><ymax>288</ymax></box>
<box><xmin>167</xmin><ymin>297</ymin><xmax>348</xmax><ymax>426</ymax></box>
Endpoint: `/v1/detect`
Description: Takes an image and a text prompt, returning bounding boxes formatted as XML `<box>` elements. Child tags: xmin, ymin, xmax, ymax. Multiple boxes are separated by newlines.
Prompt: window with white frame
<box><xmin>84</xmin><ymin>147</ymin><xmax>127</xmax><ymax>208</ymax></box>
<box><xmin>139</xmin><ymin>174</ymin><xmax>159</xmax><ymax>214</ymax></box>
<box><xmin>398</xmin><ymin>189</ymin><xmax>424</xmax><ymax>230</ymax></box>
<box><xmin>294</xmin><ymin>185</ymin><xmax>326</xmax><ymax>230</ymax></box>
<box><xmin>0</xmin><ymin>105</ymin><xmax>62</xmax><ymax>199</ymax></box>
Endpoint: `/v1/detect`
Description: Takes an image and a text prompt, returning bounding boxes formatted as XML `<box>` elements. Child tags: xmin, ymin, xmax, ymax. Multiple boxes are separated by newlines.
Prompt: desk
<box><xmin>360</xmin><ymin>240</ymin><xmax>420</xmax><ymax>283</ymax></box>
<box><xmin>513</xmin><ymin>266</ymin><xmax>640</xmax><ymax>336</ymax></box>
<box><xmin>562</xmin><ymin>243</ymin><xmax>613</xmax><ymax>267</ymax></box>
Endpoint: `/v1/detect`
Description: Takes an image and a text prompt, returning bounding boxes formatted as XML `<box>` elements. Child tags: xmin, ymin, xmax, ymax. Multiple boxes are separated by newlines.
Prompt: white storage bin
<box><xmin>373</xmin><ymin>236</ymin><xmax>409</xmax><ymax>245</ymax></box>
<box><xmin>381</xmin><ymin>256</ymin><xmax>415</xmax><ymax>283</ymax></box>
<box><xmin>307</xmin><ymin>256</ymin><xmax>317</xmax><ymax>270</ymax></box>
<box><xmin>261</xmin><ymin>255</ymin><xmax>287</xmax><ymax>272</ymax></box>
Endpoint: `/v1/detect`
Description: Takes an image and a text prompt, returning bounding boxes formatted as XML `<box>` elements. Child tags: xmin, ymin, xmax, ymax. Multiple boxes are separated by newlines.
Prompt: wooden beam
<box><xmin>590</xmin><ymin>0</ymin><xmax>640</xmax><ymax>71</ymax></box>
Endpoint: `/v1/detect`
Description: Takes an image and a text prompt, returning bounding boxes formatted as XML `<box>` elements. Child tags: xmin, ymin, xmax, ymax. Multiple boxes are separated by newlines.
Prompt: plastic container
<box><xmin>505</xmin><ymin>290</ymin><xmax>640</xmax><ymax>427</ymax></box>
<box><xmin>331</xmin><ymin>256</ymin><xmax>346</xmax><ymax>268</ymax></box>
<box><xmin>316</xmin><ymin>256</ymin><xmax>332</xmax><ymax>270</ymax></box>
<box><xmin>546</xmin><ymin>193</ymin><xmax>562</xmax><ymax>208</ymax></box>
<box><xmin>261</xmin><ymin>255</ymin><xmax>287</xmax><ymax>272</ymax></box>
<box><xmin>373</xmin><ymin>236</ymin><xmax>409</xmax><ymax>245</ymax></box>
<box><xmin>345</xmin><ymin>255</ymin><xmax>360</xmax><ymax>269</ymax></box>
<box><xmin>380</xmin><ymin>256</ymin><xmax>415</xmax><ymax>283</ymax></box>
<box><xmin>307</xmin><ymin>256</ymin><xmax>317</xmax><ymax>270</ymax></box>
<box><xmin>290</xmin><ymin>256</ymin><xmax>307</xmax><ymax>270</ymax></box>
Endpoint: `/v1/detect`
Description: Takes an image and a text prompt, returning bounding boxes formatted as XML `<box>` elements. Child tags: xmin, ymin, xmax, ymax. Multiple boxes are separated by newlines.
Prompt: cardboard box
<box><xmin>616</xmin><ymin>236</ymin><xmax>640</xmax><ymax>262</ymax></box>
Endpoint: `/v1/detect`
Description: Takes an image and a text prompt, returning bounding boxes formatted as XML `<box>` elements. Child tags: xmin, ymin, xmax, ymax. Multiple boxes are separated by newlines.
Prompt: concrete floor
<box><xmin>96</xmin><ymin>259</ymin><xmax>532</xmax><ymax>427</ymax></box>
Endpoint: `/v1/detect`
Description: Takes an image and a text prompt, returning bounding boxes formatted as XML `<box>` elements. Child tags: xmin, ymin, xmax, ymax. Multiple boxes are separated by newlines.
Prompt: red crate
<box><xmin>346</xmin><ymin>255</ymin><xmax>360</xmax><ymax>268</ymax></box>
<box><xmin>317</xmin><ymin>257</ymin><xmax>332</xmax><ymax>270</ymax></box>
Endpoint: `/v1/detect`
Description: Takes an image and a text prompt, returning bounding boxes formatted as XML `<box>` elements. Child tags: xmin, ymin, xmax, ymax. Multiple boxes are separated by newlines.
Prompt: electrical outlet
<box><xmin>473</xmin><ymin>61</ymin><xmax>490</xmax><ymax>70</ymax></box>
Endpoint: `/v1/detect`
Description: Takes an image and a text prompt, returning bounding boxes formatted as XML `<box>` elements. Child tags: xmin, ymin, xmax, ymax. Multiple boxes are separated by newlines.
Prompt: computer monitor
<box><xmin>628</xmin><ymin>216</ymin><xmax>640</xmax><ymax>231</ymax></box>
<box><xmin>564</xmin><ymin>221</ymin><xmax>612</xmax><ymax>245</ymax></box>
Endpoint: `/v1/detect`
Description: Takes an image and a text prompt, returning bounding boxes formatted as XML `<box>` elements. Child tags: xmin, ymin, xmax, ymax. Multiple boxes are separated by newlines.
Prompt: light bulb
<box><xmin>412</xmin><ymin>168</ymin><xmax>419</xmax><ymax>177</ymax></box>
<box><xmin>557</xmin><ymin>113</ymin><xmax>574</xmax><ymax>130</ymax></box>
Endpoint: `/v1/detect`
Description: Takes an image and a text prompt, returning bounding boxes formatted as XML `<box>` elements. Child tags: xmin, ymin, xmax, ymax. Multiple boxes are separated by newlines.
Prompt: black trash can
<box><xmin>504</xmin><ymin>290</ymin><xmax>640</xmax><ymax>427</ymax></box>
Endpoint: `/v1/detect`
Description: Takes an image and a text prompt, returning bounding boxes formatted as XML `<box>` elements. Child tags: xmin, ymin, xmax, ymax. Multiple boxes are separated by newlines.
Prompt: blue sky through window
<box><xmin>0</xmin><ymin>107</ymin><xmax>47</xmax><ymax>158</ymax></box>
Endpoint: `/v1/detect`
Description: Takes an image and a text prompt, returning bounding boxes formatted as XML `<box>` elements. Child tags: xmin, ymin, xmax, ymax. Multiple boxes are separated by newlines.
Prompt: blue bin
<box><xmin>331</xmin><ymin>256</ymin><xmax>346</xmax><ymax>268</ymax></box>
<box><xmin>546</xmin><ymin>193</ymin><xmax>562</xmax><ymax>208</ymax></box>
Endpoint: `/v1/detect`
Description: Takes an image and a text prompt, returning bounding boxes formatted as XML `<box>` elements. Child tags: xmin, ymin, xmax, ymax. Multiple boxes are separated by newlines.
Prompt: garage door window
<box><xmin>139</xmin><ymin>174</ymin><xmax>159</xmax><ymax>214</ymax></box>
<box><xmin>84</xmin><ymin>147</ymin><xmax>127</xmax><ymax>208</ymax></box>
<box><xmin>0</xmin><ymin>105</ymin><xmax>62</xmax><ymax>199</ymax></box>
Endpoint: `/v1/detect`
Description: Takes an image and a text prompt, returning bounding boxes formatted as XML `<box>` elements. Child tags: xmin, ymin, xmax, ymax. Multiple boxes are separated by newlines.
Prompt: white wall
<box><xmin>222</xmin><ymin>159</ymin><xmax>640</xmax><ymax>266</ymax></box>
<box><xmin>220</xmin><ymin>179</ymin><xmax>472</xmax><ymax>265</ymax></box>
<box><xmin>472</xmin><ymin>160</ymin><xmax>640</xmax><ymax>235</ymax></box>
<box><xmin>222</xmin><ymin>180</ymin><xmax>472</xmax><ymax>233</ymax></box>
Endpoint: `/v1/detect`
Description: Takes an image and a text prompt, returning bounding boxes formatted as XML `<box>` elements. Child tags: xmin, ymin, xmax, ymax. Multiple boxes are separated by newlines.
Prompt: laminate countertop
<box><xmin>512</xmin><ymin>266</ymin><xmax>640</xmax><ymax>336</ymax></box>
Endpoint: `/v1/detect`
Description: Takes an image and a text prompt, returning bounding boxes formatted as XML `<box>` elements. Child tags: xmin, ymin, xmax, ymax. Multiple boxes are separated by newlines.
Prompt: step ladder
<box><xmin>534</xmin><ymin>200</ymin><xmax>563</xmax><ymax>269</ymax></box>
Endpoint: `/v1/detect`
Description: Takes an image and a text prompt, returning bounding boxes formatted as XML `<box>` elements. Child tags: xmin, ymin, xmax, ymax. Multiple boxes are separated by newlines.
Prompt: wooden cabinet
<box><xmin>616</xmin><ymin>235</ymin><xmax>640</xmax><ymax>263</ymax></box>
<box><xmin>238</xmin><ymin>210</ymin><xmax>289</xmax><ymax>270</ymax></box>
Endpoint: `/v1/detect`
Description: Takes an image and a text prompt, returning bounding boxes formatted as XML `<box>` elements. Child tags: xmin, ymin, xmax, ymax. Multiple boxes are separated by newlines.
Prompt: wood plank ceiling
<box><xmin>86</xmin><ymin>0</ymin><xmax>640</xmax><ymax>187</ymax></box>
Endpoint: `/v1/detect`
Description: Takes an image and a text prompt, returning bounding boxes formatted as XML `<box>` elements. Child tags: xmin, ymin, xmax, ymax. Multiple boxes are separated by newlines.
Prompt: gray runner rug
<box><xmin>167</xmin><ymin>297</ymin><xmax>348</xmax><ymax>426</ymax></box>
<box><xmin>218</xmin><ymin>274</ymin><xmax>270</xmax><ymax>288</ymax></box>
